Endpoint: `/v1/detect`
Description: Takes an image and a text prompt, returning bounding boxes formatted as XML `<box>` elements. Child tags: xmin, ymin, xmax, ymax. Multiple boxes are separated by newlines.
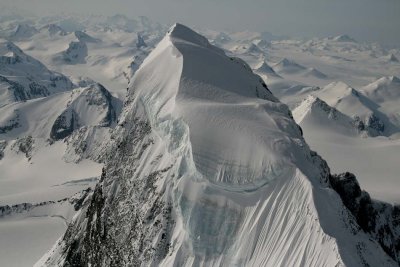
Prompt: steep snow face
<box><xmin>0</xmin><ymin>40</ymin><xmax>74</xmax><ymax>106</ymax></box>
<box><xmin>41</xmin><ymin>24</ymin><xmax>397</xmax><ymax>267</ymax></box>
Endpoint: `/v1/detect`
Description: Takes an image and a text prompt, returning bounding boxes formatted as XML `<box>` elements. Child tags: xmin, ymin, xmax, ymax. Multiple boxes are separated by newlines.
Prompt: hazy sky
<box><xmin>2</xmin><ymin>0</ymin><xmax>400</xmax><ymax>46</ymax></box>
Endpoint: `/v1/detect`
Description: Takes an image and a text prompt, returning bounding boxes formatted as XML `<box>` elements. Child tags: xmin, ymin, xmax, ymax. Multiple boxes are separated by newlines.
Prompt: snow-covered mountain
<box><xmin>38</xmin><ymin>24</ymin><xmax>399</xmax><ymax>267</ymax></box>
<box><xmin>273</xmin><ymin>58</ymin><xmax>307</xmax><ymax>74</ymax></box>
<box><xmin>11</xmin><ymin>24</ymin><xmax>39</xmax><ymax>40</ymax></box>
<box><xmin>293</xmin><ymin>95</ymin><xmax>358</xmax><ymax>136</ymax></box>
<box><xmin>253</xmin><ymin>60</ymin><xmax>282</xmax><ymax>79</ymax></box>
<box><xmin>0</xmin><ymin>10</ymin><xmax>399</xmax><ymax>267</ymax></box>
<box><xmin>39</xmin><ymin>24</ymin><xmax>67</xmax><ymax>37</ymax></box>
<box><xmin>312</xmin><ymin>81</ymin><xmax>395</xmax><ymax>136</ymax></box>
<box><xmin>0</xmin><ymin>40</ymin><xmax>74</xmax><ymax>106</ymax></box>
<box><xmin>362</xmin><ymin>76</ymin><xmax>400</xmax><ymax>103</ymax></box>
<box><xmin>330</xmin><ymin>34</ymin><xmax>357</xmax><ymax>43</ymax></box>
<box><xmin>58</xmin><ymin>40</ymin><xmax>88</xmax><ymax>64</ymax></box>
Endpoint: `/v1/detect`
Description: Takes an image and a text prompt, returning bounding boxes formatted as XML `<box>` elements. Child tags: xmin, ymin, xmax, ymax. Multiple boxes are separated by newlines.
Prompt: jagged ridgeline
<box><xmin>39</xmin><ymin>24</ymin><xmax>399</xmax><ymax>267</ymax></box>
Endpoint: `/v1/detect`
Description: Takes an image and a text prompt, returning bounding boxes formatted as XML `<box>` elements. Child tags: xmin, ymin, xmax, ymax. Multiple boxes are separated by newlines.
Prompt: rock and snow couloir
<box><xmin>38</xmin><ymin>24</ymin><xmax>399</xmax><ymax>267</ymax></box>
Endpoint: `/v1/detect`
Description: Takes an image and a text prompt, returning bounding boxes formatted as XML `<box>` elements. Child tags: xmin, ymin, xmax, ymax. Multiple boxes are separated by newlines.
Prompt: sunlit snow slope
<box><xmin>40</xmin><ymin>24</ymin><xmax>397</xmax><ymax>267</ymax></box>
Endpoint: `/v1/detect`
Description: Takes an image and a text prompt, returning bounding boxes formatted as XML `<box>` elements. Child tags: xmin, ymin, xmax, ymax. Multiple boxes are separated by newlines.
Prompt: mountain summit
<box><xmin>39</xmin><ymin>24</ymin><xmax>398</xmax><ymax>267</ymax></box>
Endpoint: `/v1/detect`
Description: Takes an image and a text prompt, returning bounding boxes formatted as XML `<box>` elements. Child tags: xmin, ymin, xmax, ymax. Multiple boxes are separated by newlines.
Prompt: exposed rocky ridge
<box><xmin>0</xmin><ymin>107</ymin><xmax>20</xmax><ymax>133</ymax></box>
<box><xmin>61</xmin><ymin>41</ymin><xmax>88</xmax><ymax>64</ymax></box>
<box><xmin>50</xmin><ymin>83</ymin><xmax>118</xmax><ymax>141</ymax></box>
<box><xmin>11</xmin><ymin>135</ymin><xmax>34</xmax><ymax>159</ymax></box>
<box><xmin>51</xmin><ymin>109</ymin><xmax>79</xmax><ymax>141</ymax></box>
<box><xmin>0</xmin><ymin>188</ymin><xmax>92</xmax><ymax>218</ymax></box>
<box><xmin>0</xmin><ymin>140</ymin><xmax>6</xmax><ymax>160</ymax></box>
<box><xmin>136</xmin><ymin>33</ymin><xmax>147</xmax><ymax>48</ymax></box>
<box><xmin>330</xmin><ymin>172</ymin><xmax>400</xmax><ymax>264</ymax></box>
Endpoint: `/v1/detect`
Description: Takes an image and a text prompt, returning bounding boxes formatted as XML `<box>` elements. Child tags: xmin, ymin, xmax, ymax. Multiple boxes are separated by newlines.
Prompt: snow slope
<box><xmin>40</xmin><ymin>24</ymin><xmax>397</xmax><ymax>267</ymax></box>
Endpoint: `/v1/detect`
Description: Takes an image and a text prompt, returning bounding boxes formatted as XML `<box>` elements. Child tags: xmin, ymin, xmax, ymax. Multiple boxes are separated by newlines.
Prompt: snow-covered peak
<box><xmin>0</xmin><ymin>40</ymin><xmax>42</xmax><ymax>66</ymax></box>
<box><xmin>167</xmin><ymin>23</ymin><xmax>224</xmax><ymax>54</ymax></box>
<box><xmin>314</xmin><ymin>82</ymin><xmax>375</xmax><ymax>115</ymax></box>
<box><xmin>332</xmin><ymin>34</ymin><xmax>356</xmax><ymax>42</ymax></box>
<box><xmin>0</xmin><ymin>82</ymin><xmax>118</xmax><ymax>140</ymax></box>
<box><xmin>57</xmin><ymin>40</ymin><xmax>88</xmax><ymax>64</ymax></box>
<box><xmin>293</xmin><ymin>95</ymin><xmax>355</xmax><ymax>134</ymax></box>
<box><xmin>0</xmin><ymin>40</ymin><xmax>23</xmax><ymax>57</ymax></box>
<box><xmin>303</xmin><ymin>67</ymin><xmax>327</xmax><ymax>79</ymax></box>
<box><xmin>244</xmin><ymin>43</ymin><xmax>263</xmax><ymax>54</ymax></box>
<box><xmin>11</xmin><ymin>24</ymin><xmax>39</xmax><ymax>39</ymax></box>
<box><xmin>362</xmin><ymin>76</ymin><xmax>400</xmax><ymax>103</ymax></box>
<box><xmin>254</xmin><ymin>61</ymin><xmax>276</xmax><ymax>74</ymax></box>
<box><xmin>74</xmin><ymin>30</ymin><xmax>100</xmax><ymax>43</ymax></box>
<box><xmin>383</xmin><ymin>53</ymin><xmax>399</xmax><ymax>63</ymax></box>
<box><xmin>273</xmin><ymin>58</ymin><xmax>307</xmax><ymax>74</ymax></box>
<box><xmin>314</xmin><ymin>81</ymin><xmax>393</xmax><ymax>136</ymax></box>
<box><xmin>0</xmin><ymin>41</ymin><xmax>74</xmax><ymax>105</ymax></box>
<box><xmin>40</xmin><ymin>24</ymin><xmax>67</xmax><ymax>36</ymax></box>
<box><xmin>50</xmin><ymin>83</ymin><xmax>118</xmax><ymax>141</ymax></box>
<box><xmin>277</xmin><ymin>57</ymin><xmax>299</xmax><ymax>66</ymax></box>
<box><xmin>294</xmin><ymin>95</ymin><xmax>332</xmax><ymax>117</ymax></box>
<box><xmin>253</xmin><ymin>60</ymin><xmax>281</xmax><ymax>80</ymax></box>
<box><xmin>318</xmin><ymin>81</ymin><xmax>361</xmax><ymax>99</ymax></box>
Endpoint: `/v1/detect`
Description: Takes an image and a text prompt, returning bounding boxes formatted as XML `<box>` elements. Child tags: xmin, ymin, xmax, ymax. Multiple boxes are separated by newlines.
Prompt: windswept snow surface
<box><xmin>0</xmin><ymin>216</ymin><xmax>66</xmax><ymax>267</ymax></box>
<box><xmin>40</xmin><ymin>24</ymin><xmax>397</xmax><ymax>267</ymax></box>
